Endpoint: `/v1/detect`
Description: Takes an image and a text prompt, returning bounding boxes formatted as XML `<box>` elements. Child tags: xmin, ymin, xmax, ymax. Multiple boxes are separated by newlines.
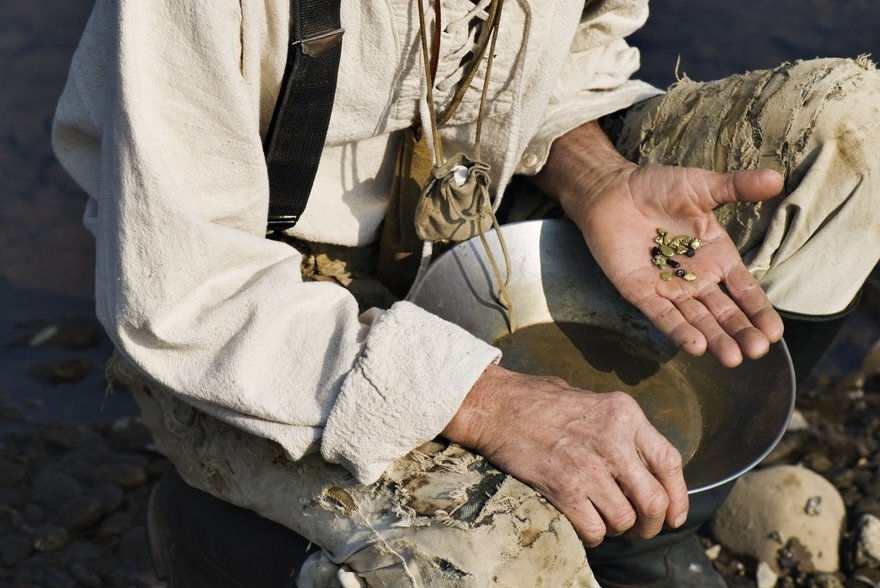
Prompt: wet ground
<box><xmin>1</xmin><ymin>1</ymin><xmax>878</xmax><ymax>586</ymax></box>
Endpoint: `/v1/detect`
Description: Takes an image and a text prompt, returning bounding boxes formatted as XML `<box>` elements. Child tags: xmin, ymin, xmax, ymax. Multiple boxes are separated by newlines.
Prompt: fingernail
<box><xmin>673</xmin><ymin>513</ymin><xmax>687</xmax><ymax>528</ymax></box>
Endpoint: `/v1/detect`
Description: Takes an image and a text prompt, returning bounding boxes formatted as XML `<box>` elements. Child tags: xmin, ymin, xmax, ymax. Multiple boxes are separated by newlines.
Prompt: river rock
<box><xmin>27</xmin><ymin>523</ymin><xmax>70</xmax><ymax>552</ymax></box>
<box><xmin>29</xmin><ymin>358</ymin><xmax>94</xmax><ymax>385</ymax></box>
<box><xmin>854</xmin><ymin>496</ymin><xmax>880</xmax><ymax>521</ymax></box>
<box><xmin>90</xmin><ymin>483</ymin><xmax>124</xmax><ymax>513</ymax></box>
<box><xmin>88</xmin><ymin>463</ymin><xmax>147</xmax><ymax>489</ymax></box>
<box><xmin>69</xmin><ymin>562</ymin><xmax>102</xmax><ymax>588</ymax></box>
<box><xmin>119</xmin><ymin>525</ymin><xmax>150</xmax><ymax>560</ymax></box>
<box><xmin>95</xmin><ymin>511</ymin><xmax>132</xmax><ymax>540</ymax></box>
<box><xmin>16</xmin><ymin>316</ymin><xmax>101</xmax><ymax>349</ymax></box>
<box><xmin>853</xmin><ymin>513</ymin><xmax>880</xmax><ymax>569</ymax></box>
<box><xmin>756</xmin><ymin>561</ymin><xmax>778</xmax><ymax>588</ymax></box>
<box><xmin>43</xmin><ymin>421</ymin><xmax>102</xmax><ymax>450</ymax></box>
<box><xmin>33</xmin><ymin>469</ymin><xmax>82</xmax><ymax>504</ymax></box>
<box><xmin>787</xmin><ymin>409</ymin><xmax>810</xmax><ymax>432</ymax></box>
<box><xmin>42</xmin><ymin>565</ymin><xmax>77</xmax><ymax>588</ymax></box>
<box><xmin>55</xmin><ymin>496</ymin><xmax>103</xmax><ymax>532</ymax></box>
<box><xmin>808</xmin><ymin>573</ymin><xmax>845</xmax><ymax>588</ymax></box>
<box><xmin>21</xmin><ymin>503</ymin><xmax>45</xmax><ymax>525</ymax></box>
<box><xmin>865</xmin><ymin>372</ymin><xmax>880</xmax><ymax>394</ymax></box>
<box><xmin>709</xmin><ymin>465</ymin><xmax>845</xmax><ymax>574</ymax></box>
<box><xmin>0</xmin><ymin>457</ymin><xmax>26</xmax><ymax>487</ymax></box>
<box><xmin>0</xmin><ymin>531</ymin><xmax>32</xmax><ymax>566</ymax></box>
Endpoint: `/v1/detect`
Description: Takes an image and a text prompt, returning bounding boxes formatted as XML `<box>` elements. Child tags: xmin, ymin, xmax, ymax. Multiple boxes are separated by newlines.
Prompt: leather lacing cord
<box><xmin>413</xmin><ymin>0</ymin><xmax>516</xmax><ymax>330</ymax></box>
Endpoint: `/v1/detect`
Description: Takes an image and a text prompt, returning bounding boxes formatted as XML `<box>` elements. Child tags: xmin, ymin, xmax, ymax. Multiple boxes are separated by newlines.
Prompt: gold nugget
<box><xmin>652</xmin><ymin>227</ymin><xmax>700</xmax><ymax>282</ymax></box>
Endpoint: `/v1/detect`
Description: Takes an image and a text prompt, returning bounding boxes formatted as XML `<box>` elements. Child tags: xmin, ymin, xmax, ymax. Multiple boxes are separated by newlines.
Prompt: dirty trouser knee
<box><xmin>614</xmin><ymin>57</ymin><xmax>880</xmax><ymax>317</ymax></box>
<box><xmin>110</xmin><ymin>357</ymin><xmax>598</xmax><ymax>587</ymax></box>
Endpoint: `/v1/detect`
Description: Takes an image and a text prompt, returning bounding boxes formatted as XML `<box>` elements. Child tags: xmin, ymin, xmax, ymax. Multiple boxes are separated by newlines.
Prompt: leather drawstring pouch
<box><xmin>377</xmin><ymin>0</ymin><xmax>513</xmax><ymax>324</ymax></box>
<box><xmin>413</xmin><ymin>153</ymin><xmax>493</xmax><ymax>242</ymax></box>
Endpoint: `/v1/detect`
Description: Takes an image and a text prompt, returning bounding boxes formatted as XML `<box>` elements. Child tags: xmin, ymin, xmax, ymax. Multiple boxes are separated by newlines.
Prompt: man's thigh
<box><xmin>111</xmin><ymin>355</ymin><xmax>598</xmax><ymax>587</ymax></box>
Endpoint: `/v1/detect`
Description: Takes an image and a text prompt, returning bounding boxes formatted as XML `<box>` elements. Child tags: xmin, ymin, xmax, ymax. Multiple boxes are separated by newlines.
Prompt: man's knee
<box><xmin>766</xmin><ymin>57</ymin><xmax>880</xmax><ymax>167</ymax></box>
<box><xmin>325</xmin><ymin>475</ymin><xmax>597</xmax><ymax>586</ymax></box>
<box><xmin>307</xmin><ymin>446</ymin><xmax>597</xmax><ymax>586</ymax></box>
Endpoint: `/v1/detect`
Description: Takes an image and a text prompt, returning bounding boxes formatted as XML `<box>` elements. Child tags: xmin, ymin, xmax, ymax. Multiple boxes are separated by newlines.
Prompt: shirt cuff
<box><xmin>516</xmin><ymin>80</ymin><xmax>664</xmax><ymax>175</ymax></box>
<box><xmin>321</xmin><ymin>301</ymin><xmax>501</xmax><ymax>483</ymax></box>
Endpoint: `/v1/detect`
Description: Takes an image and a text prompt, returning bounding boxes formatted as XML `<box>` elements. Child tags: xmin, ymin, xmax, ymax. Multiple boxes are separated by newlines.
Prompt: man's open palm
<box><xmin>573</xmin><ymin>164</ymin><xmax>786</xmax><ymax>367</ymax></box>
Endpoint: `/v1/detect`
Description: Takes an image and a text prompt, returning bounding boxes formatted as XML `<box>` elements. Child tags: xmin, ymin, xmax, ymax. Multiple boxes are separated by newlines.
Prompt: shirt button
<box><xmin>522</xmin><ymin>153</ymin><xmax>538</xmax><ymax>168</ymax></box>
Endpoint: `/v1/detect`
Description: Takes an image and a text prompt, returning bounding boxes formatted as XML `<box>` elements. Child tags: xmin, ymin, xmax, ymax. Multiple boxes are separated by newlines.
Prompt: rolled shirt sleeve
<box><xmin>515</xmin><ymin>0</ymin><xmax>664</xmax><ymax>175</ymax></box>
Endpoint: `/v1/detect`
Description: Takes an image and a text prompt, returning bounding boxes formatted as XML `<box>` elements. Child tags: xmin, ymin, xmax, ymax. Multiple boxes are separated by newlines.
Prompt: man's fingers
<box><xmin>730</xmin><ymin>168</ymin><xmax>785</xmax><ymax>202</ymax></box>
<box><xmin>633</xmin><ymin>292</ymin><xmax>707</xmax><ymax>356</ymax></box>
<box><xmin>564</xmin><ymin>494</ymin><xmax>608</xmax><ymax>548</ymax></box>
<box><xmin>586</xmin><ymin>394</ymin><xmax>685</xmax><ymax>541</ymax></box>
<box><xmin>614</xmin><ymin>456</ymin><xmax>673</xmax><ymax>539</ymax></box>
<box><xmin>670</xmin><ymin>293</ymin><xmax>743</xmax><ymax>367</ymax></box>
<box><xmin>701</xmin><ymin>168</ymin><xmax>784</xmax><ymax>207</ymax></box>
<box><xmin>649</xmin><ymin>263</ymin><xmax>781</xmax><ymax>365</ymax></box>
<box><xmin>635</xmin><ymin>424</ymin><xmax>689</xmax><ymax>530</ymax></box>
<box><xmin>695</xmin><ymin>286</ymin><xmax>771</xmax><ymax>362</ymax></box>
<box><xmin>723</xmin><ymin>264</ymin><xmax>785</xmax><ymax>342</ymax></box>
<box><xmin>585</xmin><ymin>470</ymin><xmax>639</xmax><ymax>538</ymax></box>
<box><xmin>573</xmin><ymin>451</ymin><xmax>669</xmax><ymax>542</ymax></box>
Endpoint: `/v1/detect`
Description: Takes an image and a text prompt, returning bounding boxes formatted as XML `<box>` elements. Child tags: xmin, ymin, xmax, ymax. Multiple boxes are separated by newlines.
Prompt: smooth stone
<box><xmin>27</xmin><ymin>523</ymin><xmax>70</xmax><ymax>552</ymax></box>
<box><xmin>756</xmin><ymin>561</ymin><xmax>778</xmax><ymax>588</ymax></box>
<box><xmin>43</xmin><ymin>565</ymin><xmax>77</xmax><ymax>588</ymax></box>
<box><xmin>43</xmin><ymin>422</ymin><xmax>102</xmax><ymax>449</ymax></box>
<box><xmin>862</xmin><ymin>339</ymin><xmax>880</xmax><ymax>376</ymax></box>
<box><xmin>90</xmin><ymin>483</ymin><xmax>124</xmax><ymax>513</ymax></box>
<box><xmin>95</xmin><ymin>511</ymin><xmax>132</xmax><ymax>540</ymax></box>
<box><xmin>17</xmin><ymin>316</ymin><xmax>101</xmax><ymax>349</ymax></box>
<box><xmin>21</xmin><ymin>503</ymin><xmax>44</xmax><ymax>526</ymax></box>
<box><xmin>88</xmin><ymin>463</ymin><xmax>147</xmax><ymax>489</ymax></box>
<box><xmin>29</xmin><ymin>358</ymin><xmax>94</xmax><ymax>385</ymax></box>
<box><xmin>0</xmin><ymin>458</ymin><xmax>26</xmax><ymax>487</ymax></box>
<box><xmin>33</xmin><ymin>469</ymin><xmax>82</xmax><ymax>504</ymax></box>
<box><xmin>709</xmin><ymin>465</ymin><xmax>846</xmax><ymax>574</ymax></box>
<box><xmin>69</xmin><ymin>562</ymin><xmax>102</xmax><ymax>588</ymax></box>
<box><xmin>0</xmin><ymin>532</ymin><xmax>32</xmax><ymax>567</ymax></box>
<box><xmin>119</xmin><ymin>525</ymin><xmax>150</xmax><ymax>560</ymax></box>
<box><xmin>55</xmin><ymin>496</ymin><xmax>103</xmax><ymax>532</ymax></box>
<box><xmin>854</xmin><ymin>513</ymin><xmax>880</xmax><ymax>569</ymax></box>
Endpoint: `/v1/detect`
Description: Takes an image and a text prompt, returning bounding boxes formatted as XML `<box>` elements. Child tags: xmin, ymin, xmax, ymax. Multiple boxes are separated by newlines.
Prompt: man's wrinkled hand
<box><xmin>569</xmin><ymin>163</ymin><xmax>785</xmax><ymax>367</ymax></box>
<box><xmin>535</xmin><ymin>120</ymin><xmax>785</xmax><ymax>368</ymax></box>
<box><xmin>443</xmin><ymin>365</ymin><xmax>689</xmax><ymax>547</ymax></box>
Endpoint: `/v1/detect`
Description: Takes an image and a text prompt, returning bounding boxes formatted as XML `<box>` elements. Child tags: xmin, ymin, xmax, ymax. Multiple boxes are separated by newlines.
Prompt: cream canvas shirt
<box><xmin>52</xmin><ymin>0</ymin><xmax>661</xmax><ymax>483</ymax></box>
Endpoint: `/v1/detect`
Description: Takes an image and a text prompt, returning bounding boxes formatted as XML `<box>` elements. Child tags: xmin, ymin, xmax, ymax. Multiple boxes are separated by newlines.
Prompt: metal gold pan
<box><xmin>408</xmin><ymin>219</ymin><xmax>796</xmax><ymax>494</ymax></box>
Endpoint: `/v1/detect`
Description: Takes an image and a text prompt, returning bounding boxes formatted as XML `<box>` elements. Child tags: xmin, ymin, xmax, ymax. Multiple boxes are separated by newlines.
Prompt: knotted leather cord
<box><xmin>414</xmin><ymin>0</ymin><xmax>515</xmax><ymax>329</ymax></box>
<box><xmin>415</xmin><ymin>0</ymin><xmax>445</xmax><ymax>163</ymax></box>
<box><xmin>437</xmin><ymin>0</ymin><xmax>504</xmax><ymax>129</ymax></box>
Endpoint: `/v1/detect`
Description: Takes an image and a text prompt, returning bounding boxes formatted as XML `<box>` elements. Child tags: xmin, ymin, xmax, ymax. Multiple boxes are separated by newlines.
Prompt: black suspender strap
<box><xmin>263</xmin><ymin>0</ymin><xmax>344</xmax><ymax>231</ymax></box>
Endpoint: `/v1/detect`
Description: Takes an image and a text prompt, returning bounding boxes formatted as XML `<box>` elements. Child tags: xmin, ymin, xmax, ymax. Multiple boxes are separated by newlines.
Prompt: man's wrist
<box><xmin>441</xmin><ymin>363</ymin><xmax>510</xmax><ymax>453</ymax></box>
<box><xmin>532</xmin><ymin>120</ymin><xmax>637</xmax><ymax>221</ymax></box>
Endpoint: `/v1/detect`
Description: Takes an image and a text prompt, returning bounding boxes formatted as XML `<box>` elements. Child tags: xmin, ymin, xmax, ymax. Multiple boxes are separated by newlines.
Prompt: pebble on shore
<box><xmin>0</xmin><ymin>417</ymin><xmax>168</xmax><ymax>588</ymax></box>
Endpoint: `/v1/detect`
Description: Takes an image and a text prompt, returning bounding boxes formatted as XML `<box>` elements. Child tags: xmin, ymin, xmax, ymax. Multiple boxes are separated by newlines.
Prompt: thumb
<box><xmin>717</xmin><ymin>168</ymin><xmax>784</xmax><ymax>205</ymax></box>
